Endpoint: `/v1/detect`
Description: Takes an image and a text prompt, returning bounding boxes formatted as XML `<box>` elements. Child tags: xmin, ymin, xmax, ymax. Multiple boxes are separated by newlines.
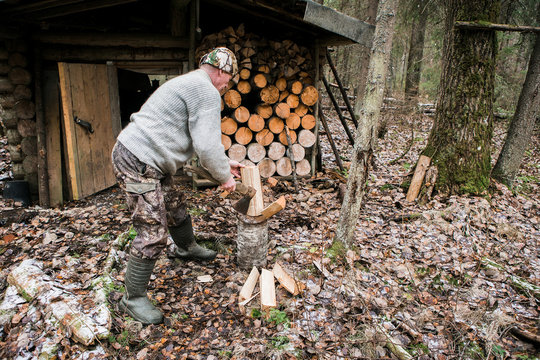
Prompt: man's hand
<box><xmin>221</xmin><ymin>176</ymin><xmax>236</xmax><ymax>192</ymax></box>
<box><xmin>229</xmin><ymin>159</ymin><xmax>245</xmax><ymax>178</ymax></box>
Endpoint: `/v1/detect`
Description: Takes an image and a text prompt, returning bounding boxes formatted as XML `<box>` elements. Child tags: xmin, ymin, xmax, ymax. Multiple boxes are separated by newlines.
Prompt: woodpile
<box><xmin>196</xmin><ymin>24</ymin><xmax>319</xmax><ymax>178</ymax></box>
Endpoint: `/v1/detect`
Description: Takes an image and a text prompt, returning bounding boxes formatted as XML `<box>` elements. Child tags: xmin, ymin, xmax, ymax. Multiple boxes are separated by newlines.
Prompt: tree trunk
<box><xmin>404</xmin><ymin>0</ymin><xmax>428</xmax><ymax>98</ymax></box>
<box><xmin>353</xmin><ymin>0</ymin><xmax>380</xmax><ymax>117</ymax></box>
<box><xmin>420</xmin><ymin>0</ymin><xmax>499</xmax><ymax>195</ymax></box>
<box><xmin>335</xmin><ymin>0</ymin><xmax>398</xmax><ymax>248</ymax></box>
<box><xmin>492</xmin><ymin>4</ymin><xmax>540</xmax><ymax>186</ymax></box>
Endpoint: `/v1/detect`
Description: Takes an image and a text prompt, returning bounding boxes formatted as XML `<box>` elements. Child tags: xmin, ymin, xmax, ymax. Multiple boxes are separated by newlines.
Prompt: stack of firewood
<box><xmin>196</xmin><ymin>24</ymin><xmax>319</xmax><ymax>178</ymax></box>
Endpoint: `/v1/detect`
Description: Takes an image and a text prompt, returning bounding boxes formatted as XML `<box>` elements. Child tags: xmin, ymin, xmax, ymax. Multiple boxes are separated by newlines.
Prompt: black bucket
<box><xmin>3</xmin><ymin>180</ymin><xmax>31</xmax><ymax>206</ymax></box>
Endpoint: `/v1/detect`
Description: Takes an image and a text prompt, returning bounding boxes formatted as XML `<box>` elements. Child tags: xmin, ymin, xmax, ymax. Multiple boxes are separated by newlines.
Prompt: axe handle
<box><xmin>184</xmin><ymin>165</ymin><xmax>255</xmax><ymax>196</ymax></box>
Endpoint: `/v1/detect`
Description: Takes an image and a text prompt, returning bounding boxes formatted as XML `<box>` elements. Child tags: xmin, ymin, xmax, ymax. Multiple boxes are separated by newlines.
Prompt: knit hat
<box><xmin>199</xmin><ymin>47</ymin><xmax>238</xmax><ymax>77</ymax></box>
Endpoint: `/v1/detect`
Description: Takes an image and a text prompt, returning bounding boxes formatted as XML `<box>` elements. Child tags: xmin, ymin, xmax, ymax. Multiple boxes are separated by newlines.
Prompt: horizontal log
<box><xmin>228</xmin><ymin>143</ymin><xmax>247</xmax><ymax>162</ymax></box>
<box><xmin>248</xmin><ymin>114</ymin><xmax>265</xmax><ymax>132</ymax></box>
<box><xmin>235</xmin><ymin>127</ymin><xmax>253</xmax><ymax>145</ymax></box>
<box><xmin>247</xmin><ymin>142</ymin><xmax>266</xmax><ymax>163</ymax></box>
<box><xmin>258</xmin><ymin>158</ymin><xmax>276</xmax><ymax>178</ymax></box>
<box><xmin>34</xmin><ymin>32</ymin><xmax>190</xmax><ymax>48</ymax></box>
<box><xmin>256</xmin><ymin>129</ymin><xmax>274</xmax><ymax>146</ymax></box>
<box><xmin>455</xmin><ymin>21</ymin><xmax>540</xmax><ymax>33</ymax></box>
<box><xmin>41</xmin><ymin>45</ymin><xmax>188</xmax><ymax>62</ymax></box>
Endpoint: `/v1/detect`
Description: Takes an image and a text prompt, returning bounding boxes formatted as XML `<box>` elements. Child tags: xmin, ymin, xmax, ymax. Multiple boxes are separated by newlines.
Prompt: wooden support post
<box><xmin>406</xmin><ymin>155</ymin><xmax>431</xmax><ymax>202</ymax></box>
<box><xmin>33</xmin><ymin>46</ymin><xmax>50</xmax><ymax>207</ymax></box>
<box><xmin>260</xmin><ymin>269</ymin><xmax>277</xmax><ymax>317</ymax></box>
<box><xmin>241</xmin><ymin>166</ymin><xmax>264</xmax><ymax>217</ymax></box>
<box><xmin>325</xmin><ymin>48</ymin><xmax>358</xmax><ymax>128</ymax></box>
<box><xmin>318</xmin><ymin>107</ymin><xmax>345</xmax><ymax>172</ymax></box>
<box><xmin>322</xmin><ymin>75</ymin><xmax>355</xmax><ymax>145</ymax></box>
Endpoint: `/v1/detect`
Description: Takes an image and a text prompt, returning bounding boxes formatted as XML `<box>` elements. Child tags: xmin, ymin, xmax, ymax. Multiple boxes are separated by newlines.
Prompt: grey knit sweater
<box><xmin>117</xmin><ymin>69</ymin><xmax>231</xmax><ymax>183</ymax></box>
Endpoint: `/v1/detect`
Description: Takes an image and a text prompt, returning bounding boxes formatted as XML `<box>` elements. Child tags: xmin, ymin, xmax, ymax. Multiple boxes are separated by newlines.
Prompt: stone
<box><xmin>0</xmin><ymin>94</ymin><xmax>16</xmax><ymax>109</ymax></box>
<box><xmin>15</xmin><ymin>99</ymin><xmax>35</xmax><ymax>119</ymax></box>
<box><xmin>12</xmin><ymin>163</ymin><xmax>25</xmax><ymax>179</ymax></box>
<box><xmin>8</xmin><ymin>53</ymin><xmax>28</xmax><ymax>68</ymax></box>
<box><xmin>7</xmin><ymin>144</ymin><xmax>23</xmax><ymax>162</ymax></box>
<box><xmin>21</xmin><ymin>136</ymin><xmax>37</xmax><ymax>155</ymax></box>
<box><xmin>8</xmin><ymin>67</ymin><xmax>31</xmax><ymax>85</ymax></box>
<box><xmin>0</xmin><ymin>62</ymin><xmax>10</xmax><ymax>75</ymax></box>
<box><xmin>0</xmin><ymin>77</ymin><xmax>14</xmax><ymax>93</ymax></box>
<box><xmin>6</xmin><ymin>128</ymin><xmax>21</xmax><ymax>144</ymax></box>
<box><xmin>1</xmin><ymin>108</ymin><xmax>18</xmax><ymax>128</ymax></box>
<box><xmin>23</xmin><ymin>155</ymin><xmax>38</xmax><ymax>173</ymax></box>
<box><xmin>13</xmin><ymin>84</ymin><xmax>31</xmax><ymax>100</ymax></box>
<box><xmin>17</xmin><ymin>119</ymin><xmax>36</xmax><ymax>137</ymax></box>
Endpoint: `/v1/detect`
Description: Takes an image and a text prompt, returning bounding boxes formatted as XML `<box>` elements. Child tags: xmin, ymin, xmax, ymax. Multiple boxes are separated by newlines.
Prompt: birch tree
<box><xmin>335</xmin><ymin>0</ymin><xmax>398</xmax><ymax>247</ymax></box>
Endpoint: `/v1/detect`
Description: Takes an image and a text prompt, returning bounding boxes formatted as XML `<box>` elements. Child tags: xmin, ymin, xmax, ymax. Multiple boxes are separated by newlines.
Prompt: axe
<box><xmin>183</xmin><ymin>165</ymin><xmax>256</xmax><ymax>215</ymax></box>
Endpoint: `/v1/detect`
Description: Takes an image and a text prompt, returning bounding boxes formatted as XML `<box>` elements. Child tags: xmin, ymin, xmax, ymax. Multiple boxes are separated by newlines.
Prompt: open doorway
<box><xmin>117</xmin><ymin>69</ymin><xmax>183</xmax><ymax>128</ymax></box>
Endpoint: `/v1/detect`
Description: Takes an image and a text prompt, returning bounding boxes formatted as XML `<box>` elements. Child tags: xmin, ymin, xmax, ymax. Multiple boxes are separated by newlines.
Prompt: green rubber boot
<box><xmin>170</xmin><ymin>216</ymin><xmax>217</xmax><ymax>261</ymax></box>
<box><xmin>119</xmin><ymin>256</ymin><xmax>163</xmax><ymax>325</ymax></box>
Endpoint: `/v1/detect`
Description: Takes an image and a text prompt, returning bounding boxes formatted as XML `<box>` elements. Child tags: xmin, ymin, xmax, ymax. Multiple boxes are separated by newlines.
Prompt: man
<box><xmin>111</xmin><ymin>47</ymin><xmax>242</xmax><ymax>324</ymax></box>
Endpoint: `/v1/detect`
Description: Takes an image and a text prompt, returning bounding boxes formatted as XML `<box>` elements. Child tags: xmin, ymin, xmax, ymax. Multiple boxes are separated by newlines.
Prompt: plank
<box><xmin>255</xmin><ymin>196</ymin><xmax>286</xmax><ymax>221</ymax></box>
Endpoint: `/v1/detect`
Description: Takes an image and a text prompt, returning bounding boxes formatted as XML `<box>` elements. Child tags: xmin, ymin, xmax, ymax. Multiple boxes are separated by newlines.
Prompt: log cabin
<box><xmin>0</xmin><ymin>0</ymin><xmax>374</xmax><ymax>206</ymax></box>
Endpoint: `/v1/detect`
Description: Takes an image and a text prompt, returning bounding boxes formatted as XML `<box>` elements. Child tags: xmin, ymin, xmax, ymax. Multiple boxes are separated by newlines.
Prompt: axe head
<box><xmin>232</xmin><ymin>184</ymin><xmax>257</xmax><ymax>215</ymax></box>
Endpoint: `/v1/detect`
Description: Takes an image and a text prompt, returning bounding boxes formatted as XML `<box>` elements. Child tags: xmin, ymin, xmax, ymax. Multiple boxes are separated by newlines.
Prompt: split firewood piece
<box><xmin>294</xmin><ymin>103</ymin><xmax>309</xmax><ymax>117</ymax></box>
<box><xmin>248</xmin><ymin>114</ymin><xmax>265</xmax><ymax>132</ymax></box>
<box><xmin>252</xmin><ymin>73</ymin><xmax>268</xmax><ymax>89</ymax></box>
<box><xmin>274</xmin><ymin>102</ymin><xmax>291</xmax><ymax>119</ymax></box>
<box><xmin>221</xmin><ymin>116</ymin><xmax>237</xmax><ymax>135</ymax></box>
<box><xmin>289</xmin><ymin>80</ymin><xmax>303</xmax><ymax>95</ymax></box>
<box><xmin>286</xmin><ymin>113</ymin><xmax>301</xmax><ymax>130</ymax></box>
<box><xmin>239</xmin><ymin>267</ymin><xmax>260</xmax><ymax>314</ymax></box>
<box><xmin>295</xmin><ymin>159</ymin><xmax>311</xmax><ymax>176</ymax></box>
<box><xmin>300</xmin><ymin>85</ymin><xmax>318</xmax><ymax>106</ymax></box>
<box><xmin>275</xmin><ymin>77</ymin><xmax>287</xmax><ymax>91</ymax></box>
<box><xmin>256</xmin><ymin>104</ymin><xmax>273</xmax><ymax>119</ymax></box>
<box><xmin>260</xmin><ymin>269</ymin><xmax>277</xmax><ymax>318</ymax></box>
<box><xmin>228</xmin><ymin>143</ymin><xmax>247</xmax><ymax>162</ymax></box>
<box><xmin>272</xmin><ymin>262</ymin><xmax>304</xmax><ymax>296</ymax></box>
<box><xmin>255</xmin><ymin>195</ymin><xmax>286</xmax><ymax>221</ymax></box>
<box><xmin>224</xmin><ymin>89</ymin><xmax>242</xmax><ymax>109</ymax></box>
<box><xmin>235</xmin><ymin>127</ymin><xmax>253</xmax><ymax>145</ymax></box>
<box><xmin>247</xmin><ymin>143</ymin><xmax>266</xmax><ymax>163</ymax></box>
<box><xmin>241</xmin><ymin>166</ymin><xmax>264</xmax><ymax>216</ymax></box>
<box><xmin>406</xmin><ymin>155</ymin><xmax>431</xmax><ymax>202</ymax></box>
<box><xmin>268</xmin><ymin>142</ymin><xmax>286</xmax><ymax>161</ymax></box>
<box><xmin>268</xmin><ymin>117</ymin><xmax>285</xmax><ymax>134</ymax></box>
<box><xmin>233</xmin><ymin>106</ymin><xmax>250</xmax><ymax>123</ymax></box>
<box><xmin>286</xmin><ymin>94</ymin><xmax>299</xmax><ymax>109</ymax></box>
<box><xmin>260</xmin><ymin>85</ymin><xmax>279</xmax><ymax>104</ymax></box>
<box><xmin>257</xmin><ymin>64</ymin><xmax>271</xmax><ymax>74</ymax></box>
<box><xmin>239</xmin><ymin>68</ymin><xmax>251</xmax><ymax>80</ymax></box>
<box><xmin>221</xmin><ymin>134</ymin><xmax>232</xmax><ymax>151</ymax></box>
<box><xmin>258</xmin><ymin>158</ymin><xmax>276</xmax><ymax>178</ymax></box>
<box><xmin>301</xmin><ymin>114</ymin><xmax>316</xmax><ymax>130</ymax></box>
<box><xmin>278</xmin><ymin>129</ymin><xmax>296</xmax><ymax>145</ymax></box>
<box><xmin>255</xmin><ymin>129</ymin><xmax>274</xmax><ymax>146</ymax></box>
<box><xmin>278</xmin><ymin>90</ymin><xmax>289</xmax><ymax>102</ymax></box>
<box><xmin>298</xmin><ymin>129</ymin><xmax>316</xmax><ymax>147</ymax></box>
<box><xmin>290</xmin><ymin>143</ymin><xmax>305</xmax><ymax>161</ymax></box>
<box><xmin>237</xmin><ymin>80</ymin><xmax>251</xmax><ymax>95</ymax></box>
<box><xmin>267</xmin><ymin>177</ymin><xmax>278</xmax><ymax>187</ymax></box>
<box><xmin>276</xmin><ymin>157</ymin><xmax>292</xmax><ymax>176</ymax></box>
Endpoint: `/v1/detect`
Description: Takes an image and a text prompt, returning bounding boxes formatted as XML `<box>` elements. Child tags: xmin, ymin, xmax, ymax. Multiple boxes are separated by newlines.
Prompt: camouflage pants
<box><xmin>111</xmin><ymin>142</ymin><xmax>188</xmax><ymax>260</ymax></box>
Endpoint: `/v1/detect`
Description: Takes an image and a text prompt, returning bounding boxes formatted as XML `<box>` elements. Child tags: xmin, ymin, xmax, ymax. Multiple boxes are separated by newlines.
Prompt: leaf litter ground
<box><xmin>0</xmin><ymin>108</ymin><xmax>538</xmax><ymax>359</ymax></box>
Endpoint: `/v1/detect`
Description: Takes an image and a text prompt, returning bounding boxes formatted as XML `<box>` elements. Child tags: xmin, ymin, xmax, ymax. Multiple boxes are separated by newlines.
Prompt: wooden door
<box><xmin>58</xmin><ymin>62</ymin><xmax>121</xmax><ymax>200</ymax></box>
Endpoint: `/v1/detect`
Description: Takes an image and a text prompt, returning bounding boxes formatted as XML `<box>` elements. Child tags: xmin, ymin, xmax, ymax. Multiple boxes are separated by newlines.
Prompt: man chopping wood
<box><xmin>111</xmin><ymin>47</ymin><xmax>242</xmax><ymax>324</ymax></box>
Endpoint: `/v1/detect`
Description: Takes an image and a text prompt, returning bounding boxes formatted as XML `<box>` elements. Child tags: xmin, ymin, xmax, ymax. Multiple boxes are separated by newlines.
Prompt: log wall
<box><xmin>0</xmin><ymin>38</ymin><xmax>38</xmax><ymax>197</ymax></box>
<box><xmin>196</xmin><ymin>24</ymin><xmax>319</xmax><ymax>178</ymax></box>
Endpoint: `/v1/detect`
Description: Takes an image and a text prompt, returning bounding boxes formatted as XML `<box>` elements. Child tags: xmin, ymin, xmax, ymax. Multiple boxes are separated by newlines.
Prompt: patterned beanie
<box><xmin>199</xmin><ymin>47</ymin><xmax>238</xmax><ymax>77</ymax></box>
